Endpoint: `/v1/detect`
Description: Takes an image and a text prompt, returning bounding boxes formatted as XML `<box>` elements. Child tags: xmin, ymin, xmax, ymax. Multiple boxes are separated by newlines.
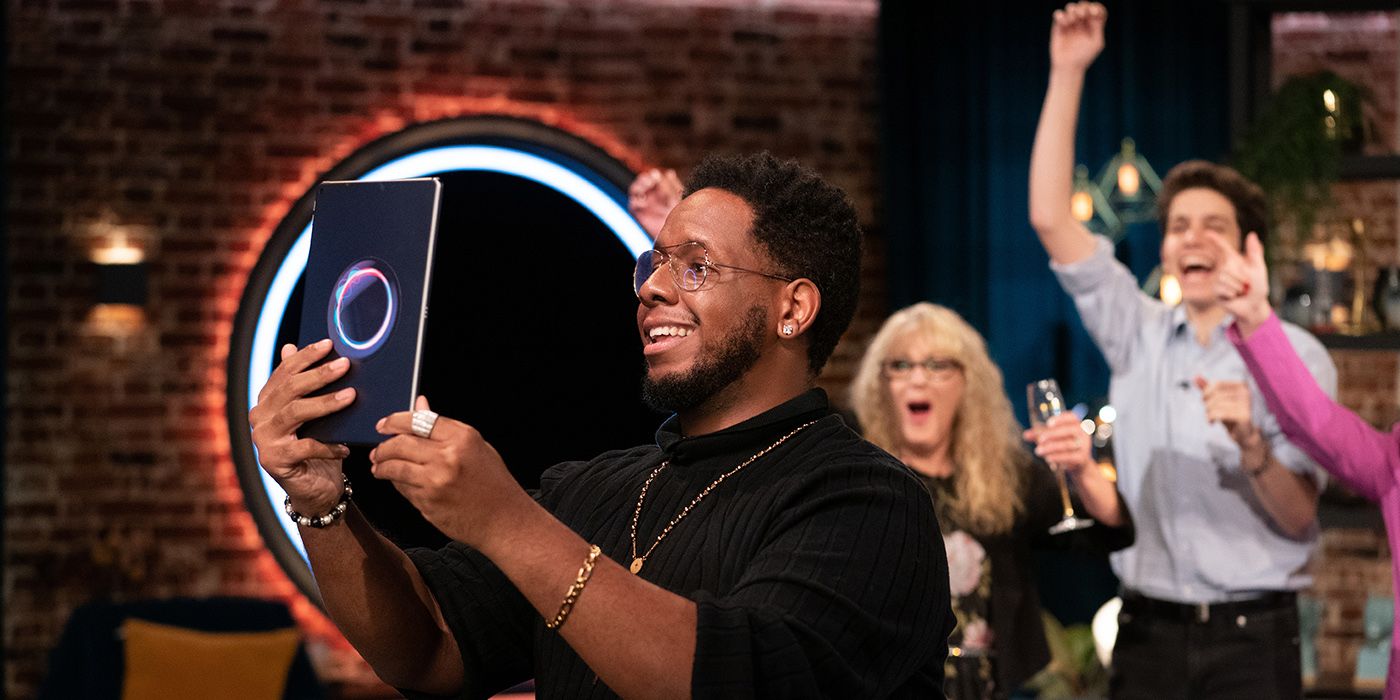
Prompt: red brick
<box><xmin>4</xmin><ymin>1</ymin><xmax>892</xmax><ymax>697</ymax></box>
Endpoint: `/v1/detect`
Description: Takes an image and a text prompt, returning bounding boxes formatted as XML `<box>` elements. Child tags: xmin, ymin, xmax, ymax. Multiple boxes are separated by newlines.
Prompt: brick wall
<box><xmin>1273</xmin><ymin>11</ymin><xmax>1400</xmax><ymax>693</ymax></box>
<box><xmin>1273</xmin><ymin>12</ymin><xmax>1399</xmax><ymax>155</ymax></box>
<box><xmin>4</xmin><ymin>1</ymin><xmax>880</xmax><ymax>696</ymax></box>
<box><xmin>1270</xmin><ymin>12</ymin><xmax>1400</xmax><ymax>311</ymax></box>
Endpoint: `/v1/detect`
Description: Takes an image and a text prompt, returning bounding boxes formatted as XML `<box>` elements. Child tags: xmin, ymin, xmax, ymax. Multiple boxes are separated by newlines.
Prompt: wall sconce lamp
<box><xmin>86</xmin><ymin>232</ymin><xmax>150</xmax><ymax>344</ymax></box>
<box><xmin>92</xmin><ymin>236</ymin><xmax>148</xmax><ymax>308</ymax></box>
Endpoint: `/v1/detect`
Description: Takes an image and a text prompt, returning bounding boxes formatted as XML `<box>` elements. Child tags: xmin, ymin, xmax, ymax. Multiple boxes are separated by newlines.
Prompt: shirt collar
<box><xmin>654</xmin><ymin>388</ymin><xmax>830</xmax><ymax>464</ymax></box>
<box><xmin>1170</xmin><ymin>304</ymin><xmax>1236</xmax><ymax>343</ymax></box>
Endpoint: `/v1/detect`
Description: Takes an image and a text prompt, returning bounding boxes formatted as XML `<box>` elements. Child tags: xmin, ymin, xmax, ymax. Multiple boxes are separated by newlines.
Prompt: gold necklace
<box><xmin>629</xmin><ymin>419</ymin><xmax>818</xmax><ymax>574</ymax></box>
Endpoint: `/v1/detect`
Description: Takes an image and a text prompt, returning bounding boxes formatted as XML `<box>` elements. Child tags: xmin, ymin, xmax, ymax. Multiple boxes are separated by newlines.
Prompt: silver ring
<box><xmin>411</xmin><ymin>409</ymin><xmax>439</xmax><ymax>439</ymax></box>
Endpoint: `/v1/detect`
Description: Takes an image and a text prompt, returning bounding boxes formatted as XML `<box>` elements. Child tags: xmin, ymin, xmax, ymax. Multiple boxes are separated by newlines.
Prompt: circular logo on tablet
<box><xmin>328</xmin><ymin>259</ymin><xmax>399</xmax><ymax>359</ymax></box>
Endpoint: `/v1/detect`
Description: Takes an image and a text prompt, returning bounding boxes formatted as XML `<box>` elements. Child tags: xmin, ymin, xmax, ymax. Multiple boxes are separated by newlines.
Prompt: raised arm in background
<box><xmin>1027</xmin><ymin>1</ymin><xmax>1106</xmax><ymax>264</ymax></box>
<box><xmin>628</xmin><ymin>167</ymin><xmax>683</xmax><ymax>238</ymax></box>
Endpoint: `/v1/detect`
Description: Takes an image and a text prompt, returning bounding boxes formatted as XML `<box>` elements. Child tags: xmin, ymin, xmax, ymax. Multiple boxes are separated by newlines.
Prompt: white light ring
<box><xmin>247</xmin><ymin>144</ymin><xmax>650</xmax><ymax>562</ymax></box>
<box><xmin>333</xmin><ymin>266</ymin><xmax>396</xmax><ymax>353</ymax></box>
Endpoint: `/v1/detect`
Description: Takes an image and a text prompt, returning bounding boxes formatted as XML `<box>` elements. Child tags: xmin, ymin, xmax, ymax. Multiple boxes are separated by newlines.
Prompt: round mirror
<box><xmin>227</xmin><ymin>117</ymin><xmax>658</xmax><ymax>603</ymax></box>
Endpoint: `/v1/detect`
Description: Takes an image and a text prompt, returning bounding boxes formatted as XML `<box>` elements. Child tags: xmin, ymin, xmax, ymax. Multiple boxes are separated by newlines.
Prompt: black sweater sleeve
<box><xmin>400</xmin><ymin>542</ymin><xmax>536</xmax><ymax>700</ymax></box>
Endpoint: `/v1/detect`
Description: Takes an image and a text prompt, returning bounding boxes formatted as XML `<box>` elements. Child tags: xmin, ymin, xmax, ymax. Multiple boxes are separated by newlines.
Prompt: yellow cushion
<box><xmin>120</xmin><ymin>618</ymin><xmax>302</xmax><ymax>700</ymax></box>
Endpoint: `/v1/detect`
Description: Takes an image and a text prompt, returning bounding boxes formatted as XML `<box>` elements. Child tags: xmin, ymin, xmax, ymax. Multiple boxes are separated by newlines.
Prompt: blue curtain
<box><xmin>879</xmin><ymin>0</ymin><xmax>1231</xmax><ymax>408</ymax></box>
<box><xmin>879</xmin><ymin>0</ymin><xmax>1232</xmax><ymax>625</ymax></box>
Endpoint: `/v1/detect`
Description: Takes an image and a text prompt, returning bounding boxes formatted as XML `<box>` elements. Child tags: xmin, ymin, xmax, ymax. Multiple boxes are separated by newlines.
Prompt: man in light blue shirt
<box><xmin>1028</xmin><ymin>4</ymin><xmax>1336</xmax><ymax>698</ymax></box>
<box><xmin>1052</xmin><ymin>238</ymin><xmax>1334</xmax><ymax>600</ymax></box>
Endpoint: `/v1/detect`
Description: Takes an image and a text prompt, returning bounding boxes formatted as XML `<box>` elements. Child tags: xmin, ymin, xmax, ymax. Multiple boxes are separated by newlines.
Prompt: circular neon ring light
<box><xmin>332</xmin><ymin>266</ymin><xmax>396</xmax><ymax>352</ymax></box>
<box><xmin>245</xmin><ymin>144</ymin><xmax>650</xmax><ymax>569</ymax></box>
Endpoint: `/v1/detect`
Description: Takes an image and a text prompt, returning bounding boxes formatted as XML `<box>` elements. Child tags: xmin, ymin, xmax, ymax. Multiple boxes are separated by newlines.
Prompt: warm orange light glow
<box><xmin>1327</xmin><ymin>239</ymin><xmax>1354</xmax><ymax>271</ymax></box>
<box><xmin>91</xmin><ymin>234</ymin><xmax>145</xmax><ymax>264</ymax></box>
<box><xmin>1160</xmin><ymin>274</ymin><xmax>1182</xmax><ymax>306</ymax></box>
<box><xmin>1304</xmin><ymin>239</ymin><xmax>1354</xmax><ymax>271</ymax></box>
<box><xmin>1071</xmin><ymin>191</ymin><xmax>1094</xmax><ymax>222</ymax></box>
<box><xmin>87</xmin><ymin>303</ymin><xmax>146</xmax><ymax>330</ymax></box>
<box><xmin>1117</xmin><ymin>162</ymin><xmax>1141</xmax><ymax>198</ymax></box>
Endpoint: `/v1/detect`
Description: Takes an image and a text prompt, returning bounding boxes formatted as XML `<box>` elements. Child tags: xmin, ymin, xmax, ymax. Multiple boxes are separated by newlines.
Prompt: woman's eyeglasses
<box><xmin>882</xmin><ymin>358</ymin><xmax>962</xmax><ymax>382</ymax></box>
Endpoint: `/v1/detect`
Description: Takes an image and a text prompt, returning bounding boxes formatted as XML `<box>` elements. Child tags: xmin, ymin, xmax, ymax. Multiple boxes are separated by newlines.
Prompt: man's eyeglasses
<box><xmin>882</xmin><ymin>358</ymin><xmax>963</xmax><ymax>382</ymax></box>
<box><xmin>634</xmin><ymin>241</ymin><xmax>794</xmax><ymax>296</ymax></box>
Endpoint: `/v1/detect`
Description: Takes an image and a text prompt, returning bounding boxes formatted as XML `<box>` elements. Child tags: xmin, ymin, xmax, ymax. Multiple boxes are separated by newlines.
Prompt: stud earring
<box><xmin>782</xmin><ymin>324</ymin><xmax>794</xmax><ymax>336</ymax></box>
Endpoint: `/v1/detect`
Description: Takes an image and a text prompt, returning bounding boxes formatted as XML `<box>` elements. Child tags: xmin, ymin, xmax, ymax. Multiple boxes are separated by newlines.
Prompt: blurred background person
<box><xmin>1214</xmin><ymin>231</ymin><xmax>1400</xmax><ymax>698</ymax></box>
<box><xmin>850</xmin><ymin>302</ymin><xmax>1131</xmax><ymax>700</ymax></box>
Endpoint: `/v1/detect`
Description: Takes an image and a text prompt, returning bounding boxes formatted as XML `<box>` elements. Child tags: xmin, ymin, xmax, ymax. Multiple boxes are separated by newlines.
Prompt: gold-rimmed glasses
<box><xmin>633</xmin><ymin>241</ymin><xmax>794</xmax><ymax>296</ymax></box>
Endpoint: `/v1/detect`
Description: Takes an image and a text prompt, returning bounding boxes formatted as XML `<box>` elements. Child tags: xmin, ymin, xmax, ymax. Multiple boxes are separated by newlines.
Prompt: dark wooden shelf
<box><xmin>1305</xmin><ymin>687</ymin><xmax>1385</xmax><ymax>700</ymax></box>
<box><xmin>1317</xmin><ymin>331</ymin><xmax>1400</xmax><ymax>350</ymax></box>
<box><xmin>1225</xmin><ymin>0</ymin><xmax>1400</xmax><ymax>10</ymax></box>
<box><xmin>1339</xmin><ymin>154</ymin><xmax>1400</xmax><ymax>181</ymax></box>
<box><xmin>1319</xmin><ymin>499</ymin><xmax>1385</xmax><ymax>530</ymax></box>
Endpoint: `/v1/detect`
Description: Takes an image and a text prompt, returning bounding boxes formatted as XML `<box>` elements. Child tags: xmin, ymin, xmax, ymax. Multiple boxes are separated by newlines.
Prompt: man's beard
<box><xmin>641</xmin><ymin>305</ymin><xmax>768</xmax><ymax>413</ymax></box>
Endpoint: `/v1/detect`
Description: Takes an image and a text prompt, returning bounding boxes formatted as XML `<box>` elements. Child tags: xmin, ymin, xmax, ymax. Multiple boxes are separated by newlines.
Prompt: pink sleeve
<box><xmin>1229</xmin><ymin>313</ymin><xmax>1397</xmax><ymax>502</ymax></box>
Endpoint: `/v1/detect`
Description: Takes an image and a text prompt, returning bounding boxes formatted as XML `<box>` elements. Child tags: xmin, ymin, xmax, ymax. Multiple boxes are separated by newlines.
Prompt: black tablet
<box><xmin>296</xmin><ymin>178</ymin><xmax>442</xmax><ymax>445</ymax></box>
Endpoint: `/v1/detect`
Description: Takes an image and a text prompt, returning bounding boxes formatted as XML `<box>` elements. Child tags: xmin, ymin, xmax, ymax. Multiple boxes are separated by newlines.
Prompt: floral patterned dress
<box><xmin>941</xmin><ymin>525</ymin><xmax>996</xmax><ymax>699</ymax></box>
<box><xmin>929</xmin><ymin>476</ymin><xmax>998</xmax><ymax>700</ymax></box>
<box><xmin>924</xmin><ymin>466</ymin><xmax>1134</xmax><ymax>700</ymax></box>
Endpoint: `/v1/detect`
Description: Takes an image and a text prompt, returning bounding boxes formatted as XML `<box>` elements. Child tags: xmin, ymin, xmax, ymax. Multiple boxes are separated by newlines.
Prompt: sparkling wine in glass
<box><xmin>1027</xmin><ymin>378</ymin><xmax>1095</xmax><ymax>535</ymax></box>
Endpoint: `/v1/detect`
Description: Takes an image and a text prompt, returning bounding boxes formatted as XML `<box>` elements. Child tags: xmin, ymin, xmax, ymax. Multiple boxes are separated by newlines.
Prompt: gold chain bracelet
<box><xmin>546</xmin><ymin>544</ymin><xmax>601</xmax><ymax>630</ymax></box>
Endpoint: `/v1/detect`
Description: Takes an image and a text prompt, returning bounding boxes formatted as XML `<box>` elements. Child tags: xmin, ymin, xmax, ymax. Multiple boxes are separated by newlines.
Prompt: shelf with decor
<box><xmin>1318</xmin><ymin>481</ymin><xmax>1386</xmax><ymax>529</ymax></box>
<box><xmin>1317</xmin><ymin>331</ymin><xmax>1400</xmax><ymax>351</ymax></box>
<box><xmin>1338</xmin><ymin>154</ymin><xmax>1400</xmax><ymax>181</ymax></box>
<box><xmin>1313</xmin><ymin>154</ymin><xmax>1400</xmax><ymax>345</ymax></box>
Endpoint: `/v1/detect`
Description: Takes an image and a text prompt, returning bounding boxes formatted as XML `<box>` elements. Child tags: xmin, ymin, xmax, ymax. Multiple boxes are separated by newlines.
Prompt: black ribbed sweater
<box><xmin>405</xmin><ymin>389</ymin><xmax>953</xmax><ymax>699</ymax></box>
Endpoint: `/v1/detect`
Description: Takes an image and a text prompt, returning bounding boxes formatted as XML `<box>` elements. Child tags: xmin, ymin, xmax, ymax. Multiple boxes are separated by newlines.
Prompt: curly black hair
<box><xmin>1157</xmin><ymin>160</ymin><xmax>1270</xmax><ymax>247</ymax></box>
<box><xmin>684</xmin><ymin>152</ymin><xmax>863</xmax><ymax>376</ymax></box>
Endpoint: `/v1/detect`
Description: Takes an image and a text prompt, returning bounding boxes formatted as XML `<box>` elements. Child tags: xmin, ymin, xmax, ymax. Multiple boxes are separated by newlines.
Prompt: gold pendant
<box><xmin>630</xmin><ymin>558</ymin><xmax>644</xmax><ymax>574</ymax></box>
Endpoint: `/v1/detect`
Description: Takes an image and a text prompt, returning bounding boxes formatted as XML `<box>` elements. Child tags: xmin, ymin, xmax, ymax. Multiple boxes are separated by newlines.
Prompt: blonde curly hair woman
<box><xmin>851</xmin><ymin>302</ymin><xmax>1131</xmax><ymax>700</ymax></box>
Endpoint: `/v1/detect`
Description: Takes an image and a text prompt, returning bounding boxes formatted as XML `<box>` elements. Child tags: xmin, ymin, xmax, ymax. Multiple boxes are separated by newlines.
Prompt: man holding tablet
<box><xmin>248</xmin><ymin>152</ymin><xmax>953</xmax><ymax>698</ymax></box>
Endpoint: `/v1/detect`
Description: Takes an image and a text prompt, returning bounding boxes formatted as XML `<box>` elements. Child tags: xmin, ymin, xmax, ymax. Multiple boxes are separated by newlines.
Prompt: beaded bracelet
<box><xmin>546</xmin><ymin>545</ymin><xmax>601</xmax><ymax>630</ymax></box>
<box><xmin>284</xmin><ymin>474</ymin><xmax>353</xmax><ymax>528</ymax></box>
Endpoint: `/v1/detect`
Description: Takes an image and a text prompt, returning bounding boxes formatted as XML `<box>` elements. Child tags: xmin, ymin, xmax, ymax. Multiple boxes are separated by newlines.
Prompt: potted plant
<box><xmin>1233</xmin><ymin>72</ymin><xmax>1374</xmax><ymax>331</ymax></box>
<box><xmin>1233</xmin><ymin>71</ymin><xmax>1371</xmax><ymax>255</ymax></box>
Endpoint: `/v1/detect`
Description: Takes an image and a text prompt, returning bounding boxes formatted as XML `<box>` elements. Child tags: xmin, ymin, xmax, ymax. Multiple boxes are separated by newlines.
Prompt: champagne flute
<box><xmin>1027</xmin><ymin>378</ymin><xmax>1095</xmax><ymax>535</ymax></box>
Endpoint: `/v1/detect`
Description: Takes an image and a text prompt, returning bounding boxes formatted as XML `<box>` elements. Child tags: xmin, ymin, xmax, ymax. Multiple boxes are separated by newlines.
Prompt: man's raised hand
<box><xmin>1050</xmin><ymin>2</ymin><xmax>1107</xmax><ymax>72</ymax></box>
